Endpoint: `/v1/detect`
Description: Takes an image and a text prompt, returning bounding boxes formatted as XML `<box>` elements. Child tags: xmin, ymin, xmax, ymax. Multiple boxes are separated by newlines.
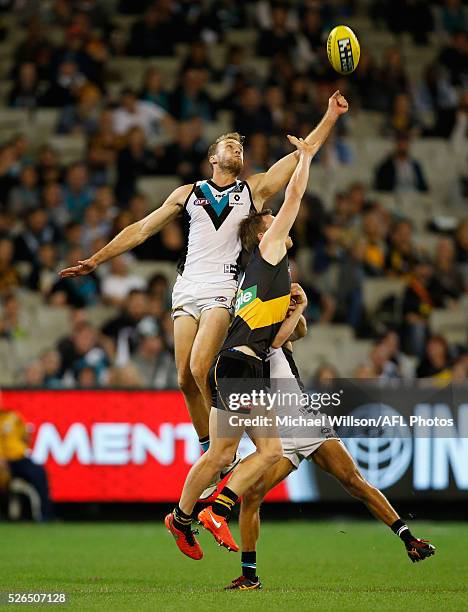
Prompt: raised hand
<box><xmin>328</xmin><ymin>90</ymin><xmax>349</xmax><ymax>116</ymax></box>
<box><xmin>286</xmin><ymin>135</ymin><xmax>316</xmax><ymax>156</ymax></box>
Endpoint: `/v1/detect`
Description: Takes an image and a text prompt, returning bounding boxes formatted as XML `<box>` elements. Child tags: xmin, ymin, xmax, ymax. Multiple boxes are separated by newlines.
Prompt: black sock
<box><xmin>241</xmin><ymin>551</ymin><xmax>257</xmax><ymax>581</ymax></box>
<box><xmin>211</xmin><ymin>486</ymin><xmax>238</xmax><ymax>518</ymax></box>
<box><xmin>172</xmin><ymin>505</ymin><xmax>192</xmax><ymax>532</ymax></box>
<box><xmin>391</xmin><ymin>519</ymin><xmax>415</xmax><ymax>545</ymax></box>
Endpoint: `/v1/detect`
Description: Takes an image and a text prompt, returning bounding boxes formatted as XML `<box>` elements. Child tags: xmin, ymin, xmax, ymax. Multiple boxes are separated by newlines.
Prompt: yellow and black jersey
<box><xmin>222</xmin><ymin>246</ymin><xmax>291</xmax><ymax>358</ymax></box>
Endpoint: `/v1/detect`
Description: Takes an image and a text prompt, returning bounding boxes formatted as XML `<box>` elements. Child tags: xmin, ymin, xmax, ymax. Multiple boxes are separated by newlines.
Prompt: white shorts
<box><xmin>281</xmin><ymin>423</ymin><xmax>341</xmax><ymax>469</ymax></box>
<box><xmin>171</xmin><ymin>275</ymin><xmax>237</xmax><ymax>321</ymax></box>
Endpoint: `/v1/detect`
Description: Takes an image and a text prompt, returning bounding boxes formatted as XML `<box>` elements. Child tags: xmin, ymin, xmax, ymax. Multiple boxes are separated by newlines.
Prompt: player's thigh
<box><xmin>312</xmin><ymin>439</ymin><xmax>359</xmax><ymax>478</ymax></box>
<box><xmin>173</xmin><ymin>315</ymin><xmax>199</xmax><ymax>380</ymax></box>
<box><xmin>190</xmin><ymin>307</ymin><xmax>231</xmax><ymax>375</ymax></box>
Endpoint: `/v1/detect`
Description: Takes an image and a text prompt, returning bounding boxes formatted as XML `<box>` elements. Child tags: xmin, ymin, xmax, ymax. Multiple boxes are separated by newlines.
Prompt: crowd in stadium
<box><xmin>0</xmin><ymin>0</ymin><xmax>466</xmax><ymax>388</ymax></box>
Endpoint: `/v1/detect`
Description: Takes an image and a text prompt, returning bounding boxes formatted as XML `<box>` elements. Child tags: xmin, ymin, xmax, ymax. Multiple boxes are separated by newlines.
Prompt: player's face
<box><xmin>259</xmin><ymin>215</ymin><xmax>293</xmax><ymax>249</ymax></box>
<box><xmin>213</xmin><ymin>139</ymin><xmax>244</xmax><ymax>175</ymax></box>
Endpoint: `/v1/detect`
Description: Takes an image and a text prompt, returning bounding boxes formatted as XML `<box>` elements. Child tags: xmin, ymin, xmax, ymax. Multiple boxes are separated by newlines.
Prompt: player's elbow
<box><xmin>271</xmin><ymin>337</ymin><xmax>284</xmax><ymax>349</ymax></box>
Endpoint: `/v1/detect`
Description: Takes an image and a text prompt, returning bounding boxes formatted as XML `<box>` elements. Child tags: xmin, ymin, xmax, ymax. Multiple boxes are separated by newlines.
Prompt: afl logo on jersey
<box><xmin>194</xmin><ymin>198</ymin><xmax>209</xmax><ymax>206</ymax></box>
<box><xmin>229</xmin><ymin>192</ymin><xmax>243</xmax><ymax>206</ymax></box>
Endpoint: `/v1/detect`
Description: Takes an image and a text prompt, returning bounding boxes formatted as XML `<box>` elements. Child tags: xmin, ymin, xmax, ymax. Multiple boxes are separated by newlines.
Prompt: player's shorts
<box><xmin>209</xmin><ymin>348</ymin><xmax>264</xmax><ymax>411</ymax></box>
<box><xmin>209</xmin><ymin>348</ymin><xmax>277</xmax><ymax>439</ymax></box>
<box><xmin>281</xmin><ymin>417</ymin><xmax>341</xmax><ymax>469</ymax></box>
<box><xmin>171</xmin><ymin>275</ymin><xmax>237</xmax><ymax>321</ymax></box>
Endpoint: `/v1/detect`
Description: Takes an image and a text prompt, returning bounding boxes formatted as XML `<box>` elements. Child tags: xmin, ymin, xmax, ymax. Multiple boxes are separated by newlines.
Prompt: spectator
<box><xmin>127</xmin><ymin>3</ymin><xmax>180</xmax><ymax>57</ymax></box>
<box><xmin>40</xmin><ymin>60</ymin><xmax>86</xmax><ymax>108</ymax></box>
<box><xmin>417</xmin><ymin>335</ymin><xmax>452</xmax><ymax>379</ymax></box>
<box><xmin>336</xmin><ymin>238</ymin><xmax>365</xmax><ymax>329</ymax></box>
<box><xmin>87</xmin><ymin>109</ymin><xmax>121</xmax><ymax>186</ymax></box>
<box><xmin>164</xmin><ymin>119</ymin><xmax>207</xmax><ymax>182</ymax></box>
<box><xmin>438</xmin><ymin>30</ymin><xmax>468</xmax><ymax>86</ymax></box>
<box><xmin>257</xmin><ymin>2</ymin><xmax>297</xmax><ymax>58</ymax></box>
<box><xmin>63</xmin><ymin>162</ymin><xmax>94</xmax><ymax>223</ymax></box>
<box><xmin>360</xmin><ymin>210</ymin><xmax>387</xmax><ymax>276</ymax></box>
<box><xmin>42</xmin><ymin>182</ymin><xmax>69</xmax><ymax>228</ymax></box>
<box><xmin>437</xmin><ymin>0</ymin><xmax>468</xmax><ymax>36</ymax></box>
<box><xmin>8</xmin><ymin>62</ymin><xmax>44</xmax><ymax>109</ymax></box>
<box><xmin>139</xmin><ymin>66</ymin><xmax>170</xmax><ymax>111</ymax></box>
<box><xmin>130</xmin><ymin>333</ymin><xmax>178</xmax><ymax>388</ymax></box>
<box><xmin>80</xmin><ymin>203</ymin><xmax>111</xmax><ymax>254</ymax></box>
<box><xmin>106</xmin><ymin>364</ymin><xmax>145</xmax><ymax>388</ymax></box>
<box><xmin>374</xmin><ymin>132</ymin><xmax>429</xmax><ymax>193</ymax></box>
<box><xmin>352</xmin><ymin>50</ymin><xmax>384</xmax><ymax>111</ymax></box>
<box><xmin>36</xmin><ymin>146</ymin><xmax>63</xmax><ymax>187</ymax></box>
<box><xmin>8</xmin><ymin>165</ymin><xmax>40</xmax><ymax>215</ymax></box>
<box><xmin>102</xmin><ymin>289</ymin><xmax>157</xmax><ymax>359</ymax></box>
<box><xmin>385</xmin><ymin>219</ymin><xmax>417</xmax><ymax>277</ymax></box>
<box><xmin>40</xmin><ymin>349</ymin><xmax>63</xmax><ymax>388</ymax></box>
<box><xmin>115</xmin><ymin>126</ymin><xmax>159</xmax><ymax>202</ymax></box>
<box><xmin>56</xmin><ymin>83</ymin><xmax>101</xmax><ymax>135</ymax></box>
<box><xmin>431</xmin><ymin>237</ymin><xmax>464</xmax><ymax>305</ymax></box>
<box><xmin>170</xmin><ymin>68</ymin><xmax>214</xmax><ymax>122</ymax></box>
<box><xmin>401</xmin><ymin>257</ymin><xmax>434</xmax><ymax>356</ymax></box>
<box><xmin>101</xmin><ymin>255</ymin><xmax>146</xmax><ymax>306</ymax></box>
<box><xmin>49</xmin><ymin>246</ymin><xmax>100</xmax><ymax>307</ymax></box>
<box><xmin>0</xmin><ymin>238</ymin><xmax>20</xmax><ymax>295</ymax></box>
<box><xmin>27</xmin><ymin>243</ymin><xmax>58</xmax><ymax>297</ymax></box>
<box><xmin>383</xmin><ymin>93</ymin><xmax>421</xmax><ymax>137</ymax></box>
<box><xmin>14</xmin><ymin>207</ymin><xmax>59</xmax><ymax>266</ymax></box>
<box><xmin>232</xmin><ymin>86</ymin><xmax>273</xmax><ymax>138</ymax></box>
<box><xmin>113</xmin><ymin>87</ymin><xmax>174</xmax><ymax>138</ymax></box>
<box><xmin>0</xmin><ymin>404</ymin><xmax>54</xmax><ymax>520</ymax></box>
<box><xmin>59</xmin><ymin>321</ymin><xmax>110</xmax><ymax>385</ymax></box>
<box><xmin>369</xmin><ymin>339</ymin><xmax>400</xmax><ymax>379</ymax></box>
<box><xmin>0</xmin><ymin>294</ymin><xmax>29</xmax><ymax>340</ymax></box>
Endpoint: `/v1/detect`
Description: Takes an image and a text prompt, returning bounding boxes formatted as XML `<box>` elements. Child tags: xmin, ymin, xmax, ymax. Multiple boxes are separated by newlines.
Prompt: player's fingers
<box><xmin>330</xmin><ymin>90</ymin><xmax>340</xmax><ymax>99</ymax></box>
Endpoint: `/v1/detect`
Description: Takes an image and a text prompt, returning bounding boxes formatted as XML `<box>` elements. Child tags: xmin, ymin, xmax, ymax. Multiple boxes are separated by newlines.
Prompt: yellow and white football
<box><xmin>327</xmin><ymin>25</ymin><xmax>360</xmax><ymax>74</ymax></box>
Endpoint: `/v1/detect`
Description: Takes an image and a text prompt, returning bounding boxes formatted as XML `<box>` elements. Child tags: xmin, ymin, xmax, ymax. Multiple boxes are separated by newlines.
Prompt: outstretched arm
<box><xmin>259</xmin><ymin>137</ymin><xmax>314</xmax><ymax>265</ymax></box>
<box><xmin>59</xmin><ymin>184</ymin><xmax>192</xmax><ymax>277</ymax></box>
<box><xmin>247</xmin><ymin>91</ymin><xmax>349</xmax><ymax>207</ymax></box>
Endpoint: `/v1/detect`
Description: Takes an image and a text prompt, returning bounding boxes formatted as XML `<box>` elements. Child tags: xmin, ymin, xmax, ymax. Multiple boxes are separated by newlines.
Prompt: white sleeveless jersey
<box><xmin>177</xmin><ymin>179</ymin><xmax>255</xmax><ymax>283</ymax></box>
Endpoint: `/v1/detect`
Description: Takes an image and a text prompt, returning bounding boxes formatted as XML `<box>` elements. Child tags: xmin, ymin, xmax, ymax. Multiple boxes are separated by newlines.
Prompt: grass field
<box><xmin>0</xmin><ymin>521</ymin><xmax>466</xmax><ymax>611</ymax></box>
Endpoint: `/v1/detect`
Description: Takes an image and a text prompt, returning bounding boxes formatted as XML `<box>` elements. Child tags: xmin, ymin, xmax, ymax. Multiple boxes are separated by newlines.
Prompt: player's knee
<box><xmin>259</xmin><ymin>441</ymin><xmax>283</xmax><ymax>467</ymax></box>
<box><xmin>190</xmin><ymin>357</ymin><xmax>209</xmax><ymax>387</ymax></box>
<box><xmin>204</xmin><ymin>447</ymin><xmax>234</xmax><ymax>473</ymax></box>
<box><xmin>178</xmin><ymin>370</ymin><xmax>197</xmax><ymax>397</ymax></box>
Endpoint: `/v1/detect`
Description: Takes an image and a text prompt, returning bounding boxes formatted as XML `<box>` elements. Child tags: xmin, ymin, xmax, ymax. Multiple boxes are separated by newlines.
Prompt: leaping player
<box><xmin>59</xmin><ymin>91</ymin><xmax>349</xmax><ymax>493</ymax></box>
<box><xmin>225</xmin><ymin>285</ymin><xmax>436</xmax><ymax>590</ymax></box>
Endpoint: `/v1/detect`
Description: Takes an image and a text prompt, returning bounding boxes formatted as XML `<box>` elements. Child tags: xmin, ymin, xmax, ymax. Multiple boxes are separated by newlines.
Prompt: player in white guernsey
<box><xmin>59</xmin><ymin>91</ymin><xmax>348</xmax><ymax>458</ymax></box>
<box><xmin>224</xmin><ymin>284</ymin><xmax>435</xmax><ymax>590</ymax></box>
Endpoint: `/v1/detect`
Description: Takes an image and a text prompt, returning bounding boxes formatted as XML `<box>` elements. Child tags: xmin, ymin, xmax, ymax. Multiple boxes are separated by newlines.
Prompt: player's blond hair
<box><xmin>239</xmin><ymin>209</ymin><xmax>272</xmax><ymax>254</ymax></box>
<box><xmin>207</xmin><ymin>132</ymin><xmax>244</xmax><ymax>164</ymax></box>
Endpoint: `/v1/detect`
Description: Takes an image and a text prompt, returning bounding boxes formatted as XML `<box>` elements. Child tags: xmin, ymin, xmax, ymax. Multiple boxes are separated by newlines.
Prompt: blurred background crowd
<box><xmin>0</xmin><ymin>0</ymin><xmax>466</xmax><ymax>388</ymax></box>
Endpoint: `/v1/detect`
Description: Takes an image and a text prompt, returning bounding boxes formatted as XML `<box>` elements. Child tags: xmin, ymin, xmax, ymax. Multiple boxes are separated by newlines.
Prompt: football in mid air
<box><xmin>327</xmin><ymin>25</ymin><xmax>360</xmax><ymax>74</ymax></box>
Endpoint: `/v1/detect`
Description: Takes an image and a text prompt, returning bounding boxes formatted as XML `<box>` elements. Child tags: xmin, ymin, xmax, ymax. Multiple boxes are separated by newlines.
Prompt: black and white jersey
<box><xmin>177</xmin><ymin>179</ymin><xmax>255</xmax><ymax>283</ymax></box>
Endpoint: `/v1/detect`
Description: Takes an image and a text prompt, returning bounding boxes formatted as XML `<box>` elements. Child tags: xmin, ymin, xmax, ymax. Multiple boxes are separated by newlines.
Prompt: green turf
<box><xmin>0</xmin><ymin>521</ymin><xmax>466</xmax><ymax>611</ymax></box>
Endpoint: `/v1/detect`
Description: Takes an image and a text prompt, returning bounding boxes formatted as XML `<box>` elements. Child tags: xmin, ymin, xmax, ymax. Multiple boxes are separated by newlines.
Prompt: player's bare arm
<box><xmin>247</xmin><ymin>91</ymin><xmax>349</xmax><ymax>209</ymax></box>
<box><xmin>59</xmin><ymin>184</ymin><xmax>192</xmax><ymax>278</ymax></box>
<box><xmin>259</xmin><ymin>137</ymin><xmax>315</xmax><ymax>265</ymax></box>
<box><xmin>271</xmin><ymin>285</ymin><xmax>308</xmax><ymax>348</ymax></box>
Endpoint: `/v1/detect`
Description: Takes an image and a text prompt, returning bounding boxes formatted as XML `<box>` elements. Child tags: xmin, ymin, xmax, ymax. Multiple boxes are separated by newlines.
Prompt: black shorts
<box><xmin>209</xmin><ymin>348</ymin><xmax>264</xmax><ymax>412</ymax></box>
